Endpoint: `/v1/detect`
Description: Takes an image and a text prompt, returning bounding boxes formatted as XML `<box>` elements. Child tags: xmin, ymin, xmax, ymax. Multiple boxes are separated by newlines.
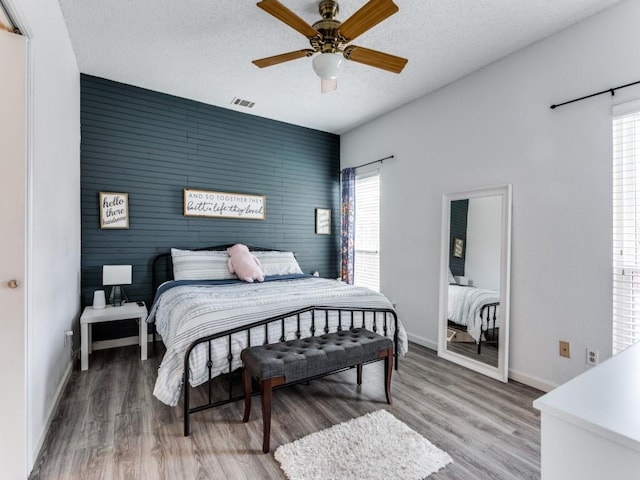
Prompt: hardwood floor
<box><xmin>447</xmin><ymin>324</ymin><xmax>499</xmax><ymax>367</ymax></box>
<box><xmin>447</xmin><ymin>339</ymin><xmax>499</xmax><ymax>367</ymax></box>
<box><xmin>29</xmin><ymin>342</ymin><xmax>543</xmax><ymax>479</ymax></box>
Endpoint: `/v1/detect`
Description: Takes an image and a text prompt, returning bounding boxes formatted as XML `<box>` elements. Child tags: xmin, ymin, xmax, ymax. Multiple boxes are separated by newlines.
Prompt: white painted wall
<box><xmin>13</xmin><ymin>0</ymin><xmax>80</xmax><ymax>472</ymax></box>
<box><xmin>465</xmin><ymin>196</ymin><xmax>502</xmax><ymax>291</ymax></box>
<box><xmin>341</xmin><ymin>0</ymin><xmax>640</xmax><ymax>390</ymax></box>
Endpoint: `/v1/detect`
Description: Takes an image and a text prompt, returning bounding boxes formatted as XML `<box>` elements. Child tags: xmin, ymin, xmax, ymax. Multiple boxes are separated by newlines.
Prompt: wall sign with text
<box><xmin>453</xmin><ymin>237</ymin><xmax>465</xmax><ymax>258</ymax></box>
<box><xmin>183</xmin><ymin>189</ymin><xmax>266</xmax><ymax>220</ymax></box>
<box><xmin>100</xmin><ymin>192</ymin><xmax>129</xmax><ymax>229</ymax></box>
<box><xmin>315</xmin><ymin>208</ymin><xmax>331</xmax><ymax>234</ymax></box>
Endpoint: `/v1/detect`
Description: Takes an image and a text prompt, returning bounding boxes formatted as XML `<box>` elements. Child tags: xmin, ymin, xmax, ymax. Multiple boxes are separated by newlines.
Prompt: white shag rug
<box><xmin>274</xmin><ymin>410</ymin><xmax>452</xmax><ymax>480</ymax></box>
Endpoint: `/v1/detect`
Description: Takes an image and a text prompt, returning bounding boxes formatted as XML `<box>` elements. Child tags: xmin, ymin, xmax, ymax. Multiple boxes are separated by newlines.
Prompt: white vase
<box><xmin>93</xmin><ymin>290</ymin><xmax>106</xmax><ymax>309</ymax></box>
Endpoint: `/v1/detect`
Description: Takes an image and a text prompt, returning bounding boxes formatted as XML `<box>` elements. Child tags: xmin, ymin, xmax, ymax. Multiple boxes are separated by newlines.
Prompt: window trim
<box><xmin>612</xmin><ymin>100</ymin><xmax>640</xmax><ymax>354</ymax></box>
<box><xmin>353</xmin><ymin>168</ymin><xmax>380</xmax><ymax>292</ymax></box>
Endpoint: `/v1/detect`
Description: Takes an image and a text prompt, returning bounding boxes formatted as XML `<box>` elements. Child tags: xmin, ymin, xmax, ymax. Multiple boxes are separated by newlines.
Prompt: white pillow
<box><xmin>171</xmin><ymin>248</ymin><xmax>235</xmax><ymax>280</ymax></box>
<box><xmin>253</xmin><ymin>251</ymin><xmax>303</xmax><ymax>276</ymax></box>
<box><xmin>448</xmin><ymin>268</ymin><xmax>457</xmax><ymax>284</ymax></box>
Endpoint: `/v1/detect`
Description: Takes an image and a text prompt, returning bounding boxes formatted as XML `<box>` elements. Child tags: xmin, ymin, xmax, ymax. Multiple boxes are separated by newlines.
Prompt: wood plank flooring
<box><xmin>447</xmin><ymin>340</ymin><xmax>499</xmax><ymax>367</ymax></box>
<box><xmin>29</xmin><ymin>342</ymin><xmax>543</xmax><ymax>479</ymax></box>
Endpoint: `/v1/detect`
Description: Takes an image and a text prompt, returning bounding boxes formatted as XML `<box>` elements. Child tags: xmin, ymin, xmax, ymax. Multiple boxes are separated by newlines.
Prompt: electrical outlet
<box><xmin>586</xmin><ymin>347</ymin><xmax>599</xmax><ymax>366</ymax></box>
<box><xmin>64</xmin><ymin>329</ymin><xmax>73</xmax><ymax>346</ymax></box>
<box><xmin>559</xmin><ymin>340</ymin><xmax>571</xmax><ymax>358</ymax></box>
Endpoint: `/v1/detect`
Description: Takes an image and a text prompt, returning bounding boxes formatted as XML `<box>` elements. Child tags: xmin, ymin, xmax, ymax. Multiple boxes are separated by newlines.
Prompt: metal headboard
<box><xmin>151</xmin><ymin>244</ymin><xmax>282</xmax><ymax>294</ymax></box>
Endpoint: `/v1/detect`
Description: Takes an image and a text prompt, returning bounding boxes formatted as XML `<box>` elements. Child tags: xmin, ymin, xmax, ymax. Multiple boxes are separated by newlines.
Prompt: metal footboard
<box><xmin>181</xmin><ymin>305</ymin><xmax>399</xmax><ymax>436</ymax></box>
<box><xmin>478</xmin><ymin>302</ymin><xmax>499</xmax><ymax>354</ymax></box>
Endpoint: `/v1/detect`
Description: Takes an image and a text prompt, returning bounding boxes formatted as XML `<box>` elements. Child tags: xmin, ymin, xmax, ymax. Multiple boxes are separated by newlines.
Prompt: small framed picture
<box><xmin>315</xmin><ymin>208</ymin><xmax>331</xmax><ymax>235</ymax></box>
<box><xmin>453</xmin><ymin>237</ymin><xmax>464</xmax><ymax>258</ymax></box>
<box><xmin>100</xmin><ymin>192</ymin><xmax>129</xmax><ymax>229</ymax></box>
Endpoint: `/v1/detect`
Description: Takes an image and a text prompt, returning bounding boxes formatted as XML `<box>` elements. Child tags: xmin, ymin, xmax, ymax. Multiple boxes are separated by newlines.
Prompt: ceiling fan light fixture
<box><xmin>320</xmin><ymin>78</ymin><xmax>338</xmax><ymax>94</ymax></box>
<box><xmin>312</xmin><ymin>52</ymin><xmax>343</xmax><ymax>80</ymax></box>
<box><xmin>253</xmin><ymin>0</ymin><xmax>408</xmax><ymax>92</ymax></box>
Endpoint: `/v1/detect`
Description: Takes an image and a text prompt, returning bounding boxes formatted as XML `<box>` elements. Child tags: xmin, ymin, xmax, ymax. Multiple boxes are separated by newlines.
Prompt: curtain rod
<box><xmin>550</xmin><ymin>80</ymin><xmax>640</xmax><ymax>110</ymax></box>
<box><xmin>341</xmin><ymin>155</ymin><xmax>394</xmax><ymax>172</ymax></box>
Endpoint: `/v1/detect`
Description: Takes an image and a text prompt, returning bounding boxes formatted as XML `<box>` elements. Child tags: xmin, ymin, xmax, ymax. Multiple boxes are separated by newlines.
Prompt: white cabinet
<box><xmin>533</xmin><ymin>343</ymin><xmax>640</xmax><ymax>479</ymax></box>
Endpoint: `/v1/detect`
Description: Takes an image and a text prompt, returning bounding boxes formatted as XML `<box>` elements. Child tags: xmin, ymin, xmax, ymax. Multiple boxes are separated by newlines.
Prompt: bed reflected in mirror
<box><xmin>437</xmin><ymin>185</ymin><xmax>512</xmax><ymax>382</ymax></box>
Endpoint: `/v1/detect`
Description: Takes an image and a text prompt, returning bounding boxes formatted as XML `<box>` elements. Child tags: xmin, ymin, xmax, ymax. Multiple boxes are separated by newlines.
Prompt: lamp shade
<box><xmin>312</xmin><ymin>53</ymin><xmax>343</xmax><ymax>80</ymax></box>
<box><xmin>103</xmin><ymin>265</ymin><xmax>132</xmax><ymax>286</ymax></box>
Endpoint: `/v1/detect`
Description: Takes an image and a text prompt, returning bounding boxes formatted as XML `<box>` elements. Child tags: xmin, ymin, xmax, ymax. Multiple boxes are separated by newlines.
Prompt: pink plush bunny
<box><xmin>227</xmin><ymin>244</ymin><xmax>264</xmax><ymax>282</ymax></box>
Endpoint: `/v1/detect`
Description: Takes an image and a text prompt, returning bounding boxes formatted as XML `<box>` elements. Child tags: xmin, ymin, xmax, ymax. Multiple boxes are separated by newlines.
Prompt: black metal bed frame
<box><xmin>149</xmin><ymin>245</ymin><xmax>400</xmax><ymax>436</ymax></box>
<box><xmin>182</xmin><ymin>305</ymin><xmax>398</xmax><ymax>436</ymax></box>
<box><xmin>478</xmin><ymin>302</ymin><xmax>499</xmax><ymax>354</ymax></box>
<box><xmin>151</xmin><ymin>244</ymin><xmax>277</xmax><ymax>295</ymax></box>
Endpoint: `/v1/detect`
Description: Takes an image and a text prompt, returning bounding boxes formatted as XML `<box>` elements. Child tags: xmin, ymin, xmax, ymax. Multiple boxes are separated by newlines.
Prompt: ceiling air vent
<box><xmin>231</xmin><ymin>97</ymin><xmax>255</xmax><ymax>109</ymax></box>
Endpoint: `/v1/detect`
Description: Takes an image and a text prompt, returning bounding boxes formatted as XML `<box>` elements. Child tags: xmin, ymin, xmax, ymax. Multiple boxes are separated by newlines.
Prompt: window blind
<box><xmin>354</xmin><ymin>170</ymin><xmax>380</xmax><ymax>292</ymax></box>
<box><xmin>612</xmin><ymin>102</ymin><xmax>640</xmax><ymax>354</ymax></box>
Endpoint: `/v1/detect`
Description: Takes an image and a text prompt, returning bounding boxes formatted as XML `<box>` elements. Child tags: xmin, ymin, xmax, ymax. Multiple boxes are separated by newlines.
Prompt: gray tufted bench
<box><xmin>241</xmin><ymin>327</ymin><xmax>394</xmax><ymax>453</ymax></box>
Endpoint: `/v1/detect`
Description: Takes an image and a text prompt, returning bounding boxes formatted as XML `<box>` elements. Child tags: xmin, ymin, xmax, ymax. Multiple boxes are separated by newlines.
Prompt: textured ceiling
<box><xmin>58</xmin><ymin>0</ymin><xmax>623</xmax><ymax>134</ymax></box>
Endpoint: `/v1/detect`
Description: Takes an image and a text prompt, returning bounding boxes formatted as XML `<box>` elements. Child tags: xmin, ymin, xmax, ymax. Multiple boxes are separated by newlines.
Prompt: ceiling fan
<box><xmin>252</xmin><ymin>0</ymin><xmax>408</xmax><ymax>93</ymax></box>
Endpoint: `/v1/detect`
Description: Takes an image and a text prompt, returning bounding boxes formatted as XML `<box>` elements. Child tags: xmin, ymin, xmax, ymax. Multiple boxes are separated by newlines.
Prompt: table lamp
<box><xmin>103</xmin><ymin>265</ymin><xmax>131</xmax><ymax>307</ymax></box>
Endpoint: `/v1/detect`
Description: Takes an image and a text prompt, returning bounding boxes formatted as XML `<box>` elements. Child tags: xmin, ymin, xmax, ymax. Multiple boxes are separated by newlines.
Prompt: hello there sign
<box><xmin>100</xmin><ymin>192</ymin><xmax>129</xmax><ymax>229</ymax></box>
<box><xmin>183</xmin><ymin>189</ymin><xmax>266</xmax><ymax>220</ymax></box>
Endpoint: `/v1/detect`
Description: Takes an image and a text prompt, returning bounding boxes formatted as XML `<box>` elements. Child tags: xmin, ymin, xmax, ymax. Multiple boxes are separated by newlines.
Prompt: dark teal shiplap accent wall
<box><xmin>449</xmin><ymin>199</ymin><xmax>469</xmax><ymax>277</ymax></box>
<box><xmin>81</xmin><ymin>75</ymin><xmax>340</xmax><ymax>340</ymax></box>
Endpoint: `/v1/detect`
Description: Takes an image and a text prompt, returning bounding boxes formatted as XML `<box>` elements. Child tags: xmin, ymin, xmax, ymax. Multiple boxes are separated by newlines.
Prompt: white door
<box><xmin>0</xmin><ymin>28</ymin><xmax>28</xmax><ymax>478</ymax></box>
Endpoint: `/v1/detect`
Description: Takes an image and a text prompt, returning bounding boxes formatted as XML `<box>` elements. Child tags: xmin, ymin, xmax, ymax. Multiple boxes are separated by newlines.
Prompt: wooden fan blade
<box><xmin>252</xmin><ymin>49</ymin><xmax>315</xmax><ymax>68</ymax></box>
<box><xmin>344</xmin><ymin>46</ymin><xmax>407</xmax><ymax>73</ymax></box>
<box><xmin>257</xmin><ymin>0</ymin><xmax>319</xmax><ymax>39</ymax></box>
<box><xmin>338</xmin><ymin>0</ymin><xmax>399</xmax><ymax>42</ymax></box>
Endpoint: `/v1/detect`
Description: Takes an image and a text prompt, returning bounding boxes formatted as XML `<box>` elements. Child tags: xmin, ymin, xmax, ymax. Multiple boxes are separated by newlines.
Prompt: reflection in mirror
<box><xmin>438</xmin><ymin>185</ymin><xmax>512</xmax><ymax>382</ymax></box>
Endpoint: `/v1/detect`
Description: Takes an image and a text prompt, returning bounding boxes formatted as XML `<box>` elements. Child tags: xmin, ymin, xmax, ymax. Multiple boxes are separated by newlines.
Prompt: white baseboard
<box><xmin>405</xmin><ymin>332</ymin><xmax>555</xmax><ymax>393</ymax></box>
<box><xmin>92</xmin><ymin>333</ymin><xmax>157</xmax><ymax>351</ymax></box>
<box><xmin>30</xmin><ymin>359</ymin><xmax>73</xmax><ymax>471</ymax></box>
<box><xmin>406</xmin><ymin>332</ymin><xmax>438</xmax><ymax>351</ymax></box>
<box><xmin>508</xmin><ymin>367</ymin><xmax>556</xmax><ymax>393</ymax></box>
<box><xmin>93</xmin><ymin>333</ymin><xmax>555</xmax><ymax>392</ymax></box>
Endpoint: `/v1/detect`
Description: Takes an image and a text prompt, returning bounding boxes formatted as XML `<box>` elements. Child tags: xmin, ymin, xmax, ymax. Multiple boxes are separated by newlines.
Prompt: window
<box><xmin>354</xmin><ymin>170</ymin><xmax>380</xmax><ymax>291</ymax></box>
<box><xmin>612</xmin><ymin>101</ymin><xmax>640</xmax><ymax>354</ymax></box>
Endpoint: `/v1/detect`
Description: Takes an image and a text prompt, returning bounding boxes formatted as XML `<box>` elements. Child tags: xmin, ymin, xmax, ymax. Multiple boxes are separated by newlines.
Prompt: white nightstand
<box><xmin>80</xmin><ymin>302</ymin><xmax>148</xmax><ymax>371</ymax></box>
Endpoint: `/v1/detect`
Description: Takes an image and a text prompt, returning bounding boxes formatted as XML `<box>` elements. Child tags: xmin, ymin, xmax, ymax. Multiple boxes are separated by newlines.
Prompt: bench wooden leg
<box><xmin>242</xmin><ymin>368</ymin><xmax>252</xmax><ymax>423</ymax></box>
<box><xmin>384</xmin><ymin>348</ymin><xmax>393</xmax><ymax>405</ymax></box>
<box><xmin>357</xmin><ymin>364</ymin><xmax>363</xmax><ymax>385</ymax></box>
<box><xmin>260</xmin><ymin>378</ymin><xmax>277</xmax><ymax>453</ymax></box>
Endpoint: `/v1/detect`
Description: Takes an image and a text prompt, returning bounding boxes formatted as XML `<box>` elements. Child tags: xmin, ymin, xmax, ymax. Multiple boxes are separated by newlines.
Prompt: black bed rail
<box><xmin>182</xmin><ymin>305</ymin><xmax>399</xmax><ymax>436</ymax></box>
<box><xmin>478</xmin><ymin>302</ymin><xmax>499</xmax><ymax>354</ymax></box>
<box><xmin>151</xmin><ymin>244</ymin><xmax>283</xmax><ymax>293</ymax></box>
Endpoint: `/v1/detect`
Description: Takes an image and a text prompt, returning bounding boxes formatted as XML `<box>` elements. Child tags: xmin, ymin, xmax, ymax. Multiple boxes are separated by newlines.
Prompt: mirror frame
<box><xmin>437</xmin><ymin>184</ymin><xmax>512</xmax><ymax>382</ymax></box>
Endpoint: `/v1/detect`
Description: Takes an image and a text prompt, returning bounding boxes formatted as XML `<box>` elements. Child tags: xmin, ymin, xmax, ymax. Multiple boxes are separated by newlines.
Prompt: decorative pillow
<box><xmin>253</xmin><ymin>251</ymin><xmax>303</xmax><ymax>276</ymax></box>
<box><xmin>226</xmin><ymin>244</ymin><xmax>264</xmax><ymax>283</ymax></box>
<box><xmin>448</xmin><ymin>268</ymin><xmax>457</xmax><ymax>284</ymax></box>
<box><xmin>171</xmin><ymin>248</ymin><xmax>235</xmax><ymax>281</ymax></box>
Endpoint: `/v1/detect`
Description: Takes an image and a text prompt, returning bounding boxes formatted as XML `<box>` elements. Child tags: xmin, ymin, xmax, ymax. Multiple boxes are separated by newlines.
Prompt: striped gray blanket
<box><xmin>149</xmin><ymin>276</ymin><xmax>408</xmax><ymax>406</ymax></box>
<box><xmin>448</xmin><ymin>284</ymin><xmax>500</xmax><ymax>343</ymax></box>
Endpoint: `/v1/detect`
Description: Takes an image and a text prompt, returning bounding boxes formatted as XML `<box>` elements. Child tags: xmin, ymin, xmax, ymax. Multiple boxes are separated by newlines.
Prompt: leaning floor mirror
<box><xmin>437</xmin><ymin>184</ymin><xmax>512</xmax><ymax>382</ymax></box>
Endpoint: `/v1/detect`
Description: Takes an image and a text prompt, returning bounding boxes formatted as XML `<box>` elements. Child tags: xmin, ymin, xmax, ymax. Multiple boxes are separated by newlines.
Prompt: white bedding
<box><xmin>448</xmin><ymin>284</ymin><xmax>500</xmax><ymax>343</ymax></box>
<box><xmin>149</xmin><ymin>276</ymin><xmax>408</xmax><ymax>406</ymax></box>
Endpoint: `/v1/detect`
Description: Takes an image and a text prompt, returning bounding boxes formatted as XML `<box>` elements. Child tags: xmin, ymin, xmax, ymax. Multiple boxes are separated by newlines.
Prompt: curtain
<box><xmin>340</xmin><ymin>167</ymin><xmax>356</xmax><ymax>284</ymax></box>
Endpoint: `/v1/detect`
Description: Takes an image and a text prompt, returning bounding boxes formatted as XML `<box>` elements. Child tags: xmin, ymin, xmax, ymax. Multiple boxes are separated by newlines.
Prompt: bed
<box><xmin>447</xmin><ymin>278</ymin><xmax>500</xmax><ymax>353</ymax></box>
<box><xmin>147</xmin><ymin>245</ymin><xmax>408</xmax><ymax>435</ymax></box>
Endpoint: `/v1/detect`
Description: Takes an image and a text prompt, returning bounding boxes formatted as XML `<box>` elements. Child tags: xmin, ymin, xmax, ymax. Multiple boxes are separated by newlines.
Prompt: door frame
<box><xmin>1</xmin><ymin>0</ymin><xmax>33</xmax><ymax>474</ymax></box>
